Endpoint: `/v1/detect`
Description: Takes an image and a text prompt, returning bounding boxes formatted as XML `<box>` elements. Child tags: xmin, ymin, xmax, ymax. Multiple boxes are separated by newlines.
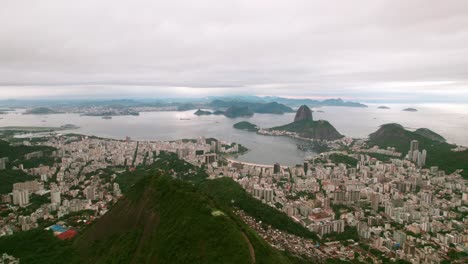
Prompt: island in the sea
<box><xmin>378</xmin><ymin>106</ymin><xmax>390</xmax><ymax>109</ymax></box>
<box><xmin>403</xmin><ymin>107</ymin><xmax>418</xmax><ymax>112</ymax></box>
<box><xmin>233</xmin><ymin>121</ymin><xmax>259</xmax><ymax>132</ymax></box>
<box><xmin>23</xmin><ymin>107</ymin><xmax>61</xmax><ymax>115</ymax></box>
<box><xmin>194</xmin><ymin>109</ymin><xmax>212</xmax><ymax>116</ymax></box>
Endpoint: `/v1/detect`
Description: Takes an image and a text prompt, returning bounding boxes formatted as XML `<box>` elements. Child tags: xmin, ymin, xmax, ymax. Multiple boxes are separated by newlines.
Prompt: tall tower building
<box><xmin>273</xmin><ymin>163</ymin><xmax>281</xmax><ymax>174</ymax></box>
<box><xmin>303</xmin><ymin>162</ymin><xmax>309</xmax><ymax>175</ymax></box>
<box><xmin>12</xmin><ymin>190</ymin><xmax>29</xmax><ymax>207</ymax></box>
<box><xmin>421</xmin><ymin>149</ymin><xmax>427</xmax><ymax>166</ymax></box>
<box><xmin>410</xmin><ymin>140</ymin><xmax>419</xmax><ymax>153</ymax></box>
<box><xmin>85</xmin><ymin>186</ymin><xmax>96</xmax><ymax>201</ymax></box>
<box><xmin>51</xmin><ymin>189</ymin><xmax>61</xmax><ymax>205</ymax></box>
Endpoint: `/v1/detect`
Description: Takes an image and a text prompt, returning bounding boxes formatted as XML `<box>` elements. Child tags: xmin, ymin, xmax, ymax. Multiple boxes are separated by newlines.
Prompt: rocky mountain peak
<box><xmin>294</xmin><ymin>105</ymin><xmax>313</xmax><ymax>122</ymax></box>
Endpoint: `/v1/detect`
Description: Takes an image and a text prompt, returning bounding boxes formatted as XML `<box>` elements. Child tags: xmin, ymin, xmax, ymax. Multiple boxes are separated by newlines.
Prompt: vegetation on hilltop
<box><xmin>414</xmin><ymin>128</ymin><xmax>446</xmax><ymax>142</ymax></box>
<box><xmin>115</xmin><ymin>152</ymin><xmax>208</xmax><ymax>193</ymax></box>
<box><xmin>0</xmin><ymin>170</ymin><xmax>36</xmax><ymax>195</ymax></box>
<box><xmin>255</xmin><ymin>102</ymin><xmax>295</xmax><ymax>114</ymax></box>
<box><xmin>199</xmin><ymin>177</ymin><xmax>318</xmax><ymax>240</ymax></box>
<box><xmin>328</xmin><ymin>153</ymin><xmax>358</xmax><ymax>168</ymax></box>
<box><xmin>0</xmin><ymin>229</ymin><xmax>81</xmax><ymax>264</ymax></box>
<box><xmin>224</xmin><ymin>105</ymin><xmax>255</xmax><ymax>118</ymax></box>
<box><xmin>0</xmin><ymin>140</ymin><xmax>55</xmax><ymax>160</ymax></box>
<box><xmin>75</xmin><ymin>173</ymin><xmax>302</xmax><ymax>264</ymax></box>
<box><xmin>209</xmin><ymin>100</ymin><xmax>294</xmax><ymax>114</ymax></box>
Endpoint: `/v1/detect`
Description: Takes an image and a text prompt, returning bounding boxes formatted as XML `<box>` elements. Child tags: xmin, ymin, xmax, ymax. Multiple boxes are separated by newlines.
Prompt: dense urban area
<box><xmin>0</xmin><ymin>122</ymin><xmax>466</xmax><ymax>264</ymax></box>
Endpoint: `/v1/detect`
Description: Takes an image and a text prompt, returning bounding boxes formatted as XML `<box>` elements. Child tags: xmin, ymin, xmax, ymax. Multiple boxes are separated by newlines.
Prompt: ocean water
<box><xmin>0</xmin><ymin>103</ymin><xmax>467</xmax><ymax>165</ymax></box>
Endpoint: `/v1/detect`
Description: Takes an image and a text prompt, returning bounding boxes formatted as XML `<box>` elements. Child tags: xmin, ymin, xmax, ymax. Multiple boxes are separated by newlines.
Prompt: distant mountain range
<box><xmin>0</xmin><ymin>96</ymin><xmax>367</xmax><ymax>109</ymax></box>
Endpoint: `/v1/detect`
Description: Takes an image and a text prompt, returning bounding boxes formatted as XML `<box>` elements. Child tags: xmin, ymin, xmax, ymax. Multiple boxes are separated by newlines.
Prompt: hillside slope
<box><xmin>414</xmin><ymin>128</ymin><xmax>446</xmax><ymax>142</ymax></box>
<box><xmin>74</xmin><ymin>173</ymin><xmax>300</xmax><ymax>264</ymax></box>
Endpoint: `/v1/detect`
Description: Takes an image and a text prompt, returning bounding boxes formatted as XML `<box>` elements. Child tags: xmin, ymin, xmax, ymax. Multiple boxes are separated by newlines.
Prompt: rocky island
<box><xmin>233</xmin><ymin>121</ymin><xmax>259</xmax><ymax>132</ymax></box>
<box><xmin>377</xmin><ymin>106</ymin><xmax>390</xmax><ymax>109</ymax></box>
<box><xmin>403</xmin><ymin>107</ymin><xmax>418</xmax><ymax>112</ymax></box>
<box><xmin>194</xmin><ymin>109</ymin><xmax>212</xmax><ymax>116</ymax></box>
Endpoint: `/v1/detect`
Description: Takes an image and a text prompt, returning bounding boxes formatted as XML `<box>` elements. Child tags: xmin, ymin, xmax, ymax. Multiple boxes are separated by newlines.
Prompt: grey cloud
<box><xmin>0</xmin><ymin>0</ymin><xmax>468</xmax><ymax>101</ymax></box>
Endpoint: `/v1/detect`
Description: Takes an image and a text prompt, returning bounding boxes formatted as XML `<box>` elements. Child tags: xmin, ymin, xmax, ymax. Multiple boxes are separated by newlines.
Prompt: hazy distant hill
<box><xmin>194</xmin><ymin>109</ymin><xmax>212</xmax><ymax>115</ymax></box>
<box><xmin>209</xmin><ymin>100</ymin><xmax>294</xmax><ymax>114</ymax></box>
<box><xmin>24</xmin><ymin>107</ymin><xmax>60</xmax><ymax>114</ymax></box>
<box><xmin>414</xmin><ymin>128</ymin><xmax>446</xmax><ymax>142</ymax></box>
<box><xmin>224</xmin><ymin>105</ymin><xmax>254</xmax><ymax>118</ymax></box>
<box><xmin>261</xmin><ymin>97</ymin><xmax>368</xmax><ymax>108</ymax></box>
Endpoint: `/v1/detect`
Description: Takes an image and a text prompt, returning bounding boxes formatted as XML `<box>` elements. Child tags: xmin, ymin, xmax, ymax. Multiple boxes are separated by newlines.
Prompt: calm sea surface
<box><xmin>1</xmin><ymin>103</ymin><xmax>467</xmax><ymax>165</ymax></box>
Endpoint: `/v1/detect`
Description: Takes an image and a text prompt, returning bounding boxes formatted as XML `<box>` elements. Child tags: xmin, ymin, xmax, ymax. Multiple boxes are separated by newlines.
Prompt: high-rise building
<box><xmin>12</xmin><ymin>190</ymin><xmax>29</xmax><ymax>207</ymax></box>
<box><xmin>393</xmin><ymin>230</ymin><xmax>407</xmax><ymax>246</ymax></box>
<box><xmin>370</xmin><ymin>192</ymin><xmax>380</xmax><ymax>212</ymax></box>
<box><xmin>0</xmin><ymin>157</ymin><xmax>7</xmax><ymax>170</ymax></box>
<box><xmin>13</xmin><ymin>181</ymin><xmax>42</xmax><ymax>192</ymax></box>
<box><xmin>51</xmin><ymin>189</ymin><xmax>61</xmax><ymax>205</ymax></box>
<box><xmin>85</xmin><ymin>186</ymin><xmax>96</xmax><ymax>201</ymax></box>
<box><xmin>303</xmin><ymin>162</ymin><xmax>309</xmax><ymax>175</ymax></box>
<box><xmin>410</xmin><ymin>140</ymin><xmax>419</xmax><ymax>153</ymax></box>
<box><xmin>263</xmin><ymin>188</ymin><xmax>273</xmax><ymax>202</ymax></box>
<box><xmin>420</xmin><ymin>191</ymin><xmax>432</xmax><ymax>204</ymax></box>
<box><xmin>273</xmin><ymin>163</ymin><xmax>281</xmax><ymax>174</ymax></box>
<box><xmin>113</xmin><ymin>183</ymin><xmax>122</xmax><ymax>197</ymax></box>
<box><xmin>421</xmin><ymin>149</ymin><xmax>427</xmax><ymax>166</ymax></box>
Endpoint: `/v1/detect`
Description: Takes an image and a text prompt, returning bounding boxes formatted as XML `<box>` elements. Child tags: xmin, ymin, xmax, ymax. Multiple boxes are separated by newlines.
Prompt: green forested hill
<box><xmin>368</xmin><ymin>123</ymin><xmax>468</xmax><ymax>178</ymax></box>
<box><xmin>74</xmin><ymin>174</ymin><xmax>301</xmax><ymax>264</ymax></box>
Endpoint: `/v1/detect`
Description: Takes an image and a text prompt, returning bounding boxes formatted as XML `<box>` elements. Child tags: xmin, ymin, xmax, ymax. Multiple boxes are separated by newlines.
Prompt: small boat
<box><xmin>102</xmin><ymin>116</ymin><xmax>112</xmax><ymax>120</ymax></box>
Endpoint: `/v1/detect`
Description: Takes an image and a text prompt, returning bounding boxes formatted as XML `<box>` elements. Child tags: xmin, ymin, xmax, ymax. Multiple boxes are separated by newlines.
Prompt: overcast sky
<box><xmin>1</xmin><ymin>0</ymin><xmax>468</xmax><ymax>102</ymax></box>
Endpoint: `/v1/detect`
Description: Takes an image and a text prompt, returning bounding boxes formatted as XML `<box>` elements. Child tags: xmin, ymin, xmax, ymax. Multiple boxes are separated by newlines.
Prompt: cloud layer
<box><xmin>1</xmin><ymin>0</ymin><xmax>468</xmax><ymax>101</ymax></box>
